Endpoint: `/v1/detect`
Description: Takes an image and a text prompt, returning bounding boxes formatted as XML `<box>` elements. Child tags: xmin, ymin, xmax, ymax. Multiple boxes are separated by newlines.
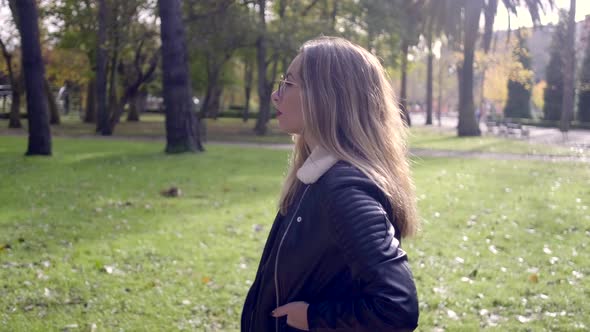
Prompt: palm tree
<box><xmin>450</xmin><ymin>0</ymin><xmax>554</xmax><ymax>136</ymax></box>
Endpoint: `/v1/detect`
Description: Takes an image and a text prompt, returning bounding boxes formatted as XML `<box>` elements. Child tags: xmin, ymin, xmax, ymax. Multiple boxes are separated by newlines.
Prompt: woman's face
<box><xmin>272</xmin><ymin>55</ymin><xmax>304</xmax><ymax>135</ymax></box>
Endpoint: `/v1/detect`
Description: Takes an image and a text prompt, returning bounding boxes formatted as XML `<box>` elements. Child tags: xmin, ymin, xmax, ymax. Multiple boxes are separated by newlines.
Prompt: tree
<box><xmin>543</xmin><ymin>10</ymin><xmax>568</xmax><ymax>121</ymax></box>
<box><xmin>504</xmin><ymin>30</ymin><xmax>533</xmax><ymax>119</ymax></box>
<box><xmin>560</xmin><ymin>0</ymin><xmax>576</xmax><ymax>133</ymax></box>
<box><xmin>15</xmin><ymin>0</ymin><xmax>52</xmax><ymax>155</ymax></box>
<box><xmin>46</xmin><ymin>0</ymin><xmax>99</xmax><ymax>123</ymax></box>
<box><xmin>96</xmin><ymin>0</ymin><xmax>109</xmax><ymax>135</ymax></box>
<box><xmin>422</xmin><ymin>0</ymin><xmax>452</xmax><ymax>126</ymax></box>
<box><xmin>185</xmin><ymin>1</ymin><xmax>255</xmax><ymax>121</ymax></box>
<box><xmin>0</xmin><ymin>37</ymin><xmax>23</xmax><ymax>129</ymax></box>
<box><xmin>395</xmin><ymin>0</ymin><xmax>423</xmax><ymax>127</ymax></box>
<box><xmin>158</xmin><ymin>0</ymin><xmax>203</xmax><ymax>152</ymax></box>
<box><xmin>577</xmin><ymin>28</ymin><xmax>590</xmax><ymax>122</ymax></box>
<box><xmin>449</xmin><ymin>0</ymin><xmax>553</xmax><ymax>136</ymax></box>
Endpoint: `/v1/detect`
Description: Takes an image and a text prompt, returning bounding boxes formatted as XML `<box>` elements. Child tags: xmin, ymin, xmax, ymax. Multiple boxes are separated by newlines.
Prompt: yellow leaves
<box><xmin>532</xmin><ymin>80</ymin><xmax>546</xmax><ymax>109</ymax></box>
<box><xmin>44</xmin><ymin>48</ymin><xmax>90</xmax><ymax>86</ymax></box>
<box><xmin>201</xmin><ymin>276</ymin><xmax>211</xmax><ymax>284</ymax></box>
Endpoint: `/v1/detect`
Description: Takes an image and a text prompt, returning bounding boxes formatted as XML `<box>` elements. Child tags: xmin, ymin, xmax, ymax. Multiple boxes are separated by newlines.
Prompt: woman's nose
<box><xmin>271</xmin><ymin>90</ymin><xmax>279</xmax><ymax>106</ymax></box>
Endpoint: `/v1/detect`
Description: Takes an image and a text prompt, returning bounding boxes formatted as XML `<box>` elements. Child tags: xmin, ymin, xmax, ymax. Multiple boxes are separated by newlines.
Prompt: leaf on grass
<box><xmin>37</xmin><ymin>270</ymin><xmax>49</xmax><ymax>280</ymax></box>
<box><xmin>488</xmin><ymin>245</ymin><xmax>498</xmax><ymax>254</ymax></box>
<box><xmin>528</xmin><ymin>273</ymin><xmax>539</xmax><ymax>283</ymax></box>
<box><xmin>62</xmin><ymin>323</ymin><xmax>78</xmax><ymax>331</ymax></box>
<box><xmin>202</xmin><ymin>276</ymin><xmax>211</xmax><ymax>284</ymax></box>
<box><xmin>447</xmin><ymin>309</ymin><xmax>459</xmax><ymax>320</ymax></box>
<box><xmin>161</xmin><ymin>187</ymin><xmax>182</xmax><ymax>197</ymax></box>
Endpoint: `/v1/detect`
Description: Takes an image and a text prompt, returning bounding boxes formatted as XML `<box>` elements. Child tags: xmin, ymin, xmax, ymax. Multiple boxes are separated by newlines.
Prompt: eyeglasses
<box><xmin>276</xmin><ymin>75</ymin><xmax>298</xmax><ymax>99</ymax></box>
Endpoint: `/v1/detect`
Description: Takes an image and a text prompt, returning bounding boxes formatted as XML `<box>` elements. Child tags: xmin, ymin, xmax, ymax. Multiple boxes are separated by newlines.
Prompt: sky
<box><xmin>495</xmin><ymin>0</ymin><xmax>590</xmax><ymax>30</ymax></box>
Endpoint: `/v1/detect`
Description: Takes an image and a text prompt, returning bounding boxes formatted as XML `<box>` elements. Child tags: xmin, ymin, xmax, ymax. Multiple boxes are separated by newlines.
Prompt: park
<box><xmin>1</xmin><ymin>0</ymin><xmax>590</xmax><ymax>331</ymax></box>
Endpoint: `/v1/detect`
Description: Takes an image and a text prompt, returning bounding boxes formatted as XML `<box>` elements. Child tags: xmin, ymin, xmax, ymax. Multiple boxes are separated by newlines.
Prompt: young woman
<box><xmin>241</xmin><ymin>37</ymin><xmax>420</xmax><ymax>332</ymax></box>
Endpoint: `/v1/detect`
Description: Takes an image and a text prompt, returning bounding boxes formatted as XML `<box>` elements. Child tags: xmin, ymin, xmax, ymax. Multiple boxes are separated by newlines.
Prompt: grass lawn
<box><xmin>1</xmin><ymin>136</ymin><xmax>589</xmax><ymax>331</ymax></box>
<box><xmin>1</xmin><ymin>115</ymin><xmax>586</xmax><ymax>156</ymax></box>
<box><xmin>409</xmin><ymin>127</ymin><xmax>587</xmax><ymax>157</ymax></box>
<box><xmin>0</xmin><ymin>115</ymin><xmax>294</xmax><ymax>145</ymax></box>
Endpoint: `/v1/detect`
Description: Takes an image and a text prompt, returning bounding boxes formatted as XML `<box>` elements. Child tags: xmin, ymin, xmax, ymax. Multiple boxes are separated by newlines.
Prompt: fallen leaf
<box><xmin>202</xmin><ymin>276</ymin><xmax>211</xmax><ymax>284</ymax></box>
<box><xmin>528</xmin><ymin>273</ymin><xmax>539</xmax><ymax>283</ymax></box>
<box><xmin>447</xmin><ymin>309</ymin><xmax>459</xmax><ymax>320</ymax></box>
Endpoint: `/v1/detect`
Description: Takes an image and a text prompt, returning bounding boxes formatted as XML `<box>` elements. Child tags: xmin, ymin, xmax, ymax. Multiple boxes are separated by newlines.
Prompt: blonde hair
<box><xmin>278</xmin><ymin>36</ymin><xmax>419</xmax><ymax>238</ymax></box>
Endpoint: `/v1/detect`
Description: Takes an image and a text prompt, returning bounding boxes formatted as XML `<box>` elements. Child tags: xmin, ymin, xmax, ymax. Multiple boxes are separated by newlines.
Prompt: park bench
<box><xmin>486</xmin><ymin>120</ymin><xmax>499</xmax><ymax>134</ymax></box>
<box><xmin>505</xmin><ymin>122</ymin><xmax>530</xmax><ymax>137</ymax></box>
<box><xmin>486</xmin><ymin>120</ymin><xmax>529</xmax><ymax>138</ymax></box>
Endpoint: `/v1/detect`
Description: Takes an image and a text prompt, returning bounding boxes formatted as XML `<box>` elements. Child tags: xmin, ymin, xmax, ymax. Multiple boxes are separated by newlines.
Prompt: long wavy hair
<box><xmin>278</xmin><ymin>37</ymin><xmax>418</xmax><ymax>238</ymax></box>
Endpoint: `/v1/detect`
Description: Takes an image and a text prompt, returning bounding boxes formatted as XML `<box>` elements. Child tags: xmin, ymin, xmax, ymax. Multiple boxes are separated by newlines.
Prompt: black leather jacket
<box><xmin>241</xmin><ymin>161</ymin><xmax>419</xmax><ymax>332</ymax></box>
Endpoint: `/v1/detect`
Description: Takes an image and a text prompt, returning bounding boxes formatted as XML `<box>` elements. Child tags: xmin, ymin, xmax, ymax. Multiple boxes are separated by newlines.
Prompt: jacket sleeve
<box><xmin>307</xmin><ymin>182</ymin><xmax>419</xmax><ymax>331</ymax></box>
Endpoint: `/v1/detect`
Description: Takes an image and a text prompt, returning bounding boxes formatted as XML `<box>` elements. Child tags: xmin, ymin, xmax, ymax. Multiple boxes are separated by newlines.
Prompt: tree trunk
<box><xmin>400</xmin><ymin>39</ymin><xmax>411</xmax><ymax>126</ymax></box>
<box><xmin>102</xmin><ymin>27</ymin><xmax>119</xmax><ymax>135</ymax></box>
<box><xmin>16</xmin><ymin>0</ymin><xmax>51</xmax><ymax>155</ymax></box>
<box><xmin>437</xmin><ymin>52</ymin><xmax>443</xmax><ymax>127</ymax></box>
<box><xmin>458</xmin><ymin>0</ymin><xmax>482</xmax><ymax>136</ymax></box>
<box><xmin>127</xmin><ymin>90</ymin><xmax>145</xmax><ymax>122</ymax></box>
<box><xmin>96</xmin><ymin>0</ymin><xmax>109</xmax><ymax>135</ymax></box>
<box><xmin>84</xmin><ymin>78</ymin><xmax>96</xmax><ymax>123</ymax></box>
<box><xmin>8</xmin><ymin>90</ymin><xmax>21</xmax><ymax>128</ymax></box>
<box><xmin>44</xmin><ymin>79</ymin><xmax>60</xmax><ymax>125</ymax></box>
<box><xmin>158</xmin><ymin>0</ymin><xmax>202</xmax><ymax>153</ymax></box>
<box><xmin>254</xmin><ymin>0</ymin><xmax>271</xmax><ymax>135</ymax></box>
<box><xmin>0</xmin><ymin>37</ymin><xmax>21</xmax><ymax>128</ymax></box>
<box><xmin>243</xmin><ymin>56</ymin><xmax>253</xmax><ymax>122</ymax></box>
<box><xmin>426</xmin><ymin>30</ymin><xmax>433</xmax><ymax>125</ymax></box>
<box><xmin>561</xmin><ymin>0</ymin><xmax>576</xmax><ymax>133</ymax></box>
<box><xmin>200</xmin><ymin>64</ymin><xmax>220</xmax><ymax>120</ymax></box>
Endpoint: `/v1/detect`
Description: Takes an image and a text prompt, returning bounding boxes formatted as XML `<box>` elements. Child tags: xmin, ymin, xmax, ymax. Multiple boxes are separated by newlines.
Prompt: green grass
<box><xmin>1</xmin><ymin>136</ymin><xmax>589</xmax><ymax>331</ymax></box>
<box><xmin>1</xmin><ymin>116</ymin><xmax>585</xmax><ymax>155</ymax></box>
<box><xmin>409</xmin><ymin>127</ymin><xmax>586</xmax><ymax>157</ymax></box>
<box><xmin>0</xmin><ymin>115</ymin><xmax>294</xmax><ymax>145</ymax></box>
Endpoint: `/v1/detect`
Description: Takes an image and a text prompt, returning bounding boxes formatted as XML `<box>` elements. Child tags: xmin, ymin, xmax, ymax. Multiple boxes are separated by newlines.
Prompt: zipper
<box><xmin>274</xmin><ymin>185</ymin><xmax>310</xmax><ymax>332</ymax></box>
<box><xmin>248</xmin><ymin>310</ymin><xmax>254</xmax><ymax>332</ymax></box>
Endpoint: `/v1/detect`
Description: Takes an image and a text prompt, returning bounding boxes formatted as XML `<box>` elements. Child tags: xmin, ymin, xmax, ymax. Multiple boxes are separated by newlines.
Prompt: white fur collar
<box><xmin>296</xmin><ymin>146</ymin><xmax>339</xmax><ymax>184</ymax></box>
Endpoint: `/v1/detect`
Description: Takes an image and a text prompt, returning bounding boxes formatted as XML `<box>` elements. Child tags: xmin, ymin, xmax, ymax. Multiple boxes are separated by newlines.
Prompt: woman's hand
<box><xmin>272</xmin><ymin>301</ymin><xmax>310</xmax><ymax>331</ymax></box>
